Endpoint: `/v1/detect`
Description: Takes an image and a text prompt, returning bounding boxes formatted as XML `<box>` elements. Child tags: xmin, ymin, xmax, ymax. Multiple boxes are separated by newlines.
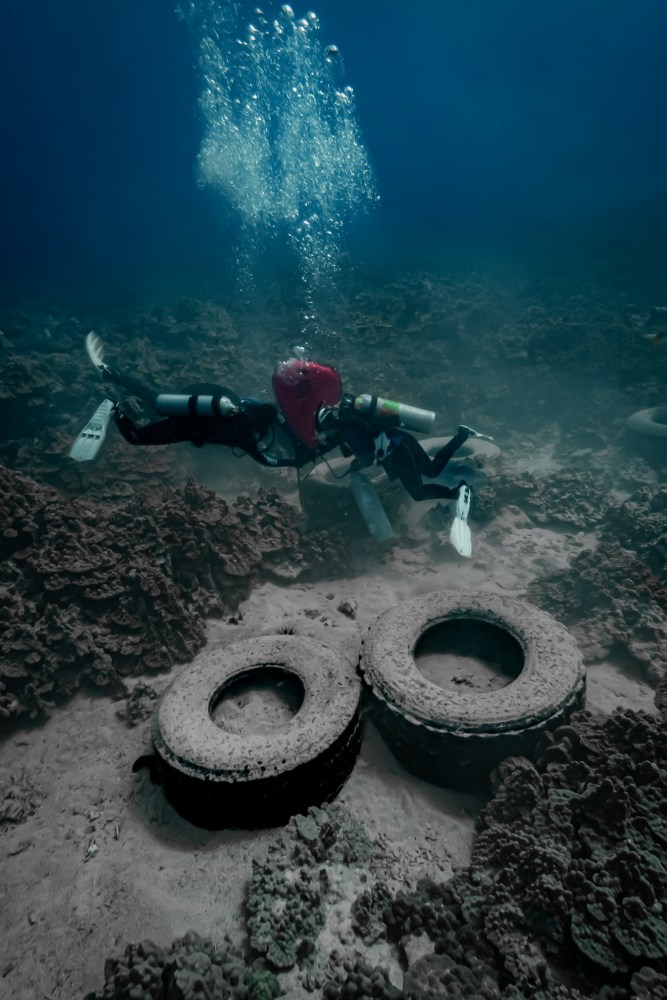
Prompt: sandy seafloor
<box><xmin>0</xmin><ymin>235</ymin><xmax>666</xmax><ymax>999</ymax></box>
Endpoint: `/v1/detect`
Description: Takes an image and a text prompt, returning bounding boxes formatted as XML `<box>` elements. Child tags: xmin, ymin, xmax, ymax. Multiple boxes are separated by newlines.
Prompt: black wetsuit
<box><xmin>101</xmin><ymin>367</ymin><xmax>313</xmax><ymax>468</ymax></box>
<box><xmin>102</xmin><ymin>366</ymin><xmax>468</xmax><ymax>497</ymax></box>
<box><xmin>380</xmin><ymin>427</ymin><xmax>469</xmax><ymax>501</ymax></box>
<box><xmin>335</xmin><ymin>404</ymin><xmax>469</xmax><ymax>501</ymax></box>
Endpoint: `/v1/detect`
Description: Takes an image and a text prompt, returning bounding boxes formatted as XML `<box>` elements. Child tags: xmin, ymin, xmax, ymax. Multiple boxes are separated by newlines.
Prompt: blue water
<box><xmin>2</xmin><ymin>0</ymin><xmax>667</xmax><ymax>294</ymax></box>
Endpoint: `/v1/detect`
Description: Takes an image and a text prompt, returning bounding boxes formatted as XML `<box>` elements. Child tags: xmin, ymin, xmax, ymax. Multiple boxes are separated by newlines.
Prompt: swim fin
<box><xmin>85</xmin><ymin>331</ymin><xmax>111</xmax><ymax>378</ymax></box>
<box><xmin>449</xmin><ymin>483</ymin><xmax>472</xmax><ymax>558</ymax></box>
<box><xmin>458</xmin><ymin>424</ymin><xmax>494</xmax><ymax>442</ymax></box>
<box><xmin>69</xmin><ymin>399</ymin><xmax>116</xmax><ymax>462</ymax></box>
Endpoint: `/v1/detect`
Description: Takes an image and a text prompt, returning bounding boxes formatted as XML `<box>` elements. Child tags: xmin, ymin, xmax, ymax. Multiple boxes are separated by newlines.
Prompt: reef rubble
<box><xmin>0</xmin><ymin>465</ymin><xmax>350</xmax><ymax>727</ymax></box>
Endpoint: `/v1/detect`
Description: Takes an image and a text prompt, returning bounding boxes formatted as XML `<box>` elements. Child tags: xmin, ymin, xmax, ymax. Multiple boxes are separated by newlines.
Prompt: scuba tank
<box><xmin>155</xmin><ymin>393</ymin><xmax>238</xmax><ymax>418</ymax></box>
<box><xmin>353</xmin><ymin>394</ymin><xmax>435</xmax><ymax>434</ymax></box>
<box><xmin>350</xmin><ymin>471</ymin><xmax>395</xmax><ymax>543</ymax></box>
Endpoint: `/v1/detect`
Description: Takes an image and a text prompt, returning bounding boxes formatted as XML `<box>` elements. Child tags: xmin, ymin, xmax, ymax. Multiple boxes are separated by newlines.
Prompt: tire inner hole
<box><xmin>414</xmin><ymin>619</ymin><xmax>524</xmax><ymax>692</ymax></box>
<box><xmin>210</xmin><ymin>665</ymin><xmax>305</xmax><ymax>735</ymax></box>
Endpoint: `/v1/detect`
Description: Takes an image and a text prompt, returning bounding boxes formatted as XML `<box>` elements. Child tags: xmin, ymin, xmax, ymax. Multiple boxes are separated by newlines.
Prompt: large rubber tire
<box><xmin>152</xmin><ymin>635</ymin><xmax>363</xmax><ymax>828</ymax></box>
<box><xmin>626</xmin><ymin>406</ymin><xmax>667</xmax><ymax>439</ymax></box>
<box><xmin>359</xmin><ymin>591</ymin><xmax>585</xmax><ymax>792</ymax></box>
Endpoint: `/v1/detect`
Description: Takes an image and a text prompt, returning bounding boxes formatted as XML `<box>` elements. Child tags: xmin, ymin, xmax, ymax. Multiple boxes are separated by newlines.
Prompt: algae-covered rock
<box><xmin>85</xmin><ymin>931</ymin><xmax>246</xmax><ymax>1000</ymax></box>
<box><xmin>246</xmin><ymin>805</ymin><xmax>376</xmax><ymax>973</ymax></box>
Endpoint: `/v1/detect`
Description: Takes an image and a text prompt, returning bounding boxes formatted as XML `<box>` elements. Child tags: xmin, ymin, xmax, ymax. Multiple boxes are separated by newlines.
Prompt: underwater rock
<box><xmin>568</xmin><ymin>845</ymin><xmax>667</xmax><ymax>974</ymax></box>
<box><xmin>350</xmin><ymin>881</ymin><xmax>393</xmax><ymax>945</ymax></box>
<box><xmin>482</xmin><ymin>756</ymin><xmax>545</xmax><ymax>828</ymax></box>
<box><xmin>85</xmin><ymin>930</ymin><xmax>249</xmax><ymax>1000</ymax></box>
<box><xmin>323</xmin><ymin>958</ymin><xmax>403</xmax><ymax>1000</ymax></box>
<box><xmin>116</xmin><ymin>683</ymin><xmax>160</xmax><ymax>727</ymax></box>
<box><xmin>403</xmin><ymin>951</ymin><xmax>501</xmax><ymax>999</ymax></box>
<box><xmin>522</xmin><ymin>469</ymin><xmax>612</xmax><ymax>530</ymax></box>
<box><xmin>471</xmin><ymin>468</ymin><xmax>611</xmax><ymax>531</ymax></box>
<box><xmin>246</xmin><ymin>804</ymin><xmax>373</xmax><ymax>971</ymax></box>
<box><xmin>601</xmin><ymin>485</ymin><xmax>667</xmax><ymax>586</ymax></box>
<box><xmin>0</xmin><ymin>466</ymin><xmax>351</xmax><ymax>727</ymax></box>
<box><xmin>378</xmin><ymin>707</ymin><xmax>667</xmax><ymax>995</ymax></box>
<box><xmin>528</xmin><ymin>540</ymin><xmax>667</xmax><ymax>681</ymax></box>
<box><xmin>0</xmin><ymin>766</ymin><xmax>44</xmax><ymax>826</ymax></box>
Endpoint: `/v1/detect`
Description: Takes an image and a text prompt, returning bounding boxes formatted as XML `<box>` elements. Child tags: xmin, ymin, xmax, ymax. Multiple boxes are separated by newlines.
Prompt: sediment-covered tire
<box><xmin>359</xmin><ymin>591</ymin><xmax>585</xmax><ymax>792</ymax></box>
<box><xmin>152</xmin><ymin>635</ymin><xmax>363</xmax><ymax>828</ymax></box>
<box><xmin>626</xmin><ymin>406</ymin><xmax>667</xmax><ymax>439</ymax></box>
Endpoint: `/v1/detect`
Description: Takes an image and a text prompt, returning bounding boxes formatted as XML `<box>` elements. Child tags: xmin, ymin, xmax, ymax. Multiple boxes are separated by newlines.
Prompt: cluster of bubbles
<box><xmin>180</xmin><ymin>2</ymin><xmax>379</xmax><ymax>290</ymax></box>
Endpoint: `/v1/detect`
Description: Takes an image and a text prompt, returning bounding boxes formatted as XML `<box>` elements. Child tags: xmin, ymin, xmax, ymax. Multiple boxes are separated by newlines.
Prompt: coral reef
<box><xmin>469</xmin><ymin>468</ymin><xmax>612</xmax><ymax>530</ymax></box>
<box><xmin>0</xmin><ymin>466</ymin><xmax>351</xmax><ymax>728</ymax></box>
<box><xmin>600</xmin><ymin>485</ymin><xmax>667</xmax><ymax>586</ymax></box>
<box><xmin>475</xmin><ymin>709</ymin><xmax>667</xmax><ymax>983</ymax></box>
<box><xmin>0</xmin><ymin>766</ymin><xmax>44</xmax><ymax>825</ymax></box>
<box><xmin>351</xmin><ymin>882</ymin><xmax>393</xmax><ymax>945</ymax></box>
<box><xmin>322</xmin><ymin>959</ymin><xmax>402</xmax><ymax>1000</ymax></box>
<box><xmin>115</xmin><ymin>683</ymin><xmax>160</xmax><ymax>728</ymax></box>
<box><xmin>86</xmin><ymin>806</ymin><xmax>380</xmax><ymax>998</ymax></box>
<box><xmin>83</xmin><ymin>930</ymin><xmax>255</xmax><ymax>1000</ymax></box>
<box><xmin>376</xmin><ymin>708</ymin><xmax>667</xmax><ymax>998</ymax></box>
<box><xmin>528</xmin><ymin>540</ymin><xmax>667</xmax><ymax>680</ymax></box>
<box><xmin>246</xmin><ymin>805</ymin><xmax>373</xmax><ymax>972</ymax></box>
<box><xmin>86</xmin><ymin>708</ymin><xmax>667</xmax><ymax>1000</ymax></box>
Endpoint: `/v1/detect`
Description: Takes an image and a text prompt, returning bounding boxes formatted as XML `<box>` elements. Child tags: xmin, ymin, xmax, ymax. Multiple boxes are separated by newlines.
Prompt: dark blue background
<box><xmin>2</xmin><ymin>0</ymin><xmax>666</xmax><ymax>289</ymax></box>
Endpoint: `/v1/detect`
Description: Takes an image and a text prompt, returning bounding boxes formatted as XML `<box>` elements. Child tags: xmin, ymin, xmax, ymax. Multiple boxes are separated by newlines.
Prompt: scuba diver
<box><xmin>71</xmin><ymin>333</ymin><xmax>492</xmax><ymax>553</ymax></box>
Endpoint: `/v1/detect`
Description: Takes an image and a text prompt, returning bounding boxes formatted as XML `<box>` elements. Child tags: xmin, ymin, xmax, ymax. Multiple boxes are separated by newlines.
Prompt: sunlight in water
<box><xmin>180</xmin><ymin>2</ymin><xmax>378</xmax><ymax>295</ymax></box>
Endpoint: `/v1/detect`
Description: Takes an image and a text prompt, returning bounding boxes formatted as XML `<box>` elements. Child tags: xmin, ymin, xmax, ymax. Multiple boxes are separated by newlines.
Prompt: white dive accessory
<box><xmin>350</xmin><ymin>471</ymin><xmax>395</xmax><ymax>543</ymax></box>
<box><xmin>69</xmin><ymin>399</ymin><xmax>116</xmax><ymax>462</ymax></box>
<box><xmin>155</xmin><ymin>394</ymin><xmax>238</xmax><ymax>418</ymax></box>
<box><xmin>449</xmin><ymin>484</ymin><xmax>472</xmax><ymax>558</ymax></box>
<box><xmin>460</xmin><ymin>424</ymin><xmax>494</xmax><ymax>442</ymax></box>
<box><xmin>85</xmin><ymin>331</ymin><xmax>108</xmax><ymax>375</ymax></box>
<box><xmin>353</xmin><ymin>394</ymin><xmax>435</xmax><ymax>434</ymax></box>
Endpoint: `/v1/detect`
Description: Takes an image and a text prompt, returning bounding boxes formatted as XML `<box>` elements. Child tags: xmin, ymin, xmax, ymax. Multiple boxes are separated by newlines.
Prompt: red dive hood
<box><xmin>272</xmin><ymin>357</ymin><xmax>343</xmax><ymax>450</ymax></box>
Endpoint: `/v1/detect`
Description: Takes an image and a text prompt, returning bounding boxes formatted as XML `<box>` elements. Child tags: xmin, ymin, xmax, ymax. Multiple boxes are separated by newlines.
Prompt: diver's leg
<box><xmin>113</xmin><ymin>408</ymin><xmax>199</xmax><ymax>446</ymax></box>
<box><xmin>103</xmin><ymin>369</ymin><xmax>159</xmax><ymax>408</ymax></box>
<box><xmin>417</xmin><ymin>426</ymin><xmax>470</xmax><ymax>477</ymax></box>
<box><xmin>382</xmin><ymin>439</ymin><xmax>461</xmax><ymax>501</ymax></box>
<box><xmin>86</xmin><ymin>332</ymin><xmax>160</xmax><ymax>408</ymax></box>
<box><xmin>406</xmin><ymin>482</ymin><xmax>461</xmax><ymax>501</ymax></box>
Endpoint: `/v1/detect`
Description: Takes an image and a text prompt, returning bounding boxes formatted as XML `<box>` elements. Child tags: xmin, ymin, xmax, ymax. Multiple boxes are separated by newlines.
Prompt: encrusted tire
<box><xmin>359</xmin><ymin>591</ymin><xmax>585</xmax><ymax>791</ymax></box>
<box><xmin>152</xmin><ymin>635</ymin><xmax>363</xmax><ymax>828</ymax></box>
<box><xmin>626</xmin><ymin>406</ymin><xmax>667</xmax><ymax>439</ymax></box>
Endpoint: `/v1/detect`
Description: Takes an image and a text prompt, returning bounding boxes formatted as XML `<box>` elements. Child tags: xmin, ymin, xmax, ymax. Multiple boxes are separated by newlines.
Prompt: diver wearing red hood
<box><xmin>74</xmin><ymin>334</ymin><xmax>484</xmax><ymax>504</ymax></box>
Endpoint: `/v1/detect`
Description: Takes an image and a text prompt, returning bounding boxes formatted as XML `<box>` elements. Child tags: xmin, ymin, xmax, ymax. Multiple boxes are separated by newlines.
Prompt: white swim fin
<box><xmin>449</xmin><ymin>483</ymin><xmax>472</xmax><ymax>558</ymax></box>
<box><xmin>459</xmin><ymin>424</ymin><xmax>494</xmax><ymax>442</ymax></box>
<box><xmin>69</xmin><ymin>399</ymin><xmax>116</xmax><ymax>462</ymax></box>
<box><xmin>85</xmin><ymin>331</ymin><xmax>110</xmax><ymax>378</ymax></box>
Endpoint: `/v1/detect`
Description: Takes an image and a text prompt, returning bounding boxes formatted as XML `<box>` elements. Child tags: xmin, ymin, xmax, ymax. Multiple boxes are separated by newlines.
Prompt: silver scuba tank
<box><xmin>353</xmin><ymin>394</ymin><xmax>435</xmax><ymax>434</ymax></box>
<box><xmin>350</xmin><ymin>471</ymin><xmax>395</xmax><ymax>543</ymax></box>
<box><xmin>155</xmin><ymin>394</ymin><xmax>238</xmax><ymax>418</ymax></box>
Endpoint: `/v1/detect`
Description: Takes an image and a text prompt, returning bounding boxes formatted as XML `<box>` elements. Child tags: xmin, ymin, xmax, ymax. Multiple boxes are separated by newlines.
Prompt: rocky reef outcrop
<box><xmin>0</xmin><ymin>465</ymin><xmax>350</xmax><ymax>727</ymax></box>
<box><xmin>86</xmin><ymin>695</ymin><xmax>667</xmax><ymax>1000</ymax></box>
